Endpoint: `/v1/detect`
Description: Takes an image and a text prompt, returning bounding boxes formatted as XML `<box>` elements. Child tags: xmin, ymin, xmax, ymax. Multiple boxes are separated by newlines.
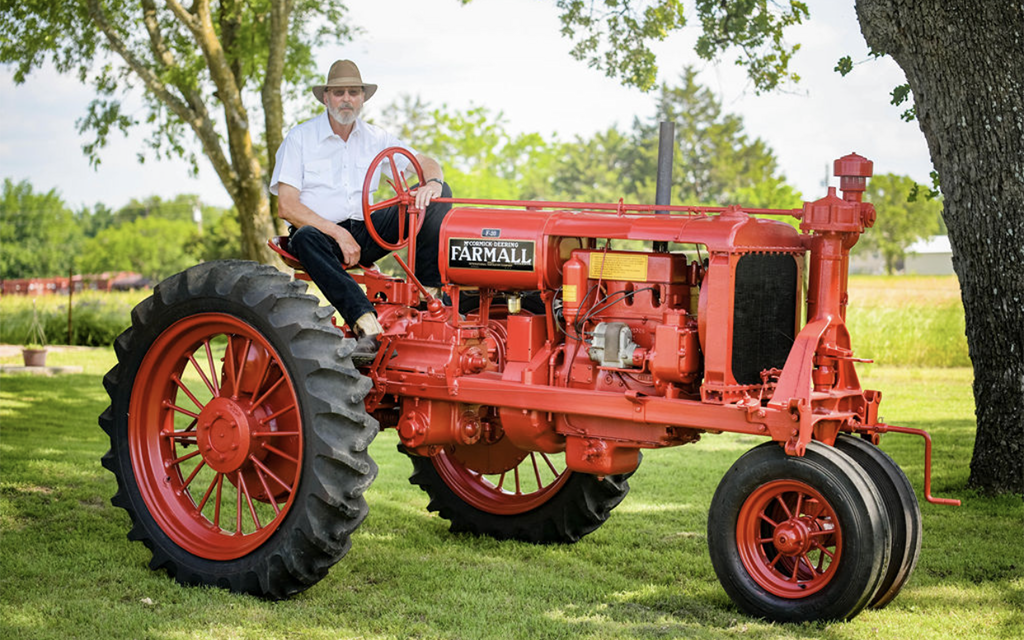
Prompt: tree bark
<box><xmin>857</xmin><ymin>0</ymin><xmax>1024</xmax><ymax>495</ymax></box>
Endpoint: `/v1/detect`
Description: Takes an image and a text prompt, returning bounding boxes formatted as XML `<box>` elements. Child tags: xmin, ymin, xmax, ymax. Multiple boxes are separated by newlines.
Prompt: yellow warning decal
<box><xmin>588</xmin><ymin>253</ymin><xmax>648</xmax><ymax>281</ymax></box>
<box><xmin>562</xmin><ymin>284</ymin><xmax>578</xmax><ymax>303</ymax></box>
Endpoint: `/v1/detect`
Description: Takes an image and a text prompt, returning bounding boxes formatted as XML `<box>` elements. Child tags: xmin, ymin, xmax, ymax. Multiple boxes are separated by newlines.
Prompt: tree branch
<box><xmin>87</xmin><ymin>0</ymin><xmax>237</xmax><ymax>195</ymax></box>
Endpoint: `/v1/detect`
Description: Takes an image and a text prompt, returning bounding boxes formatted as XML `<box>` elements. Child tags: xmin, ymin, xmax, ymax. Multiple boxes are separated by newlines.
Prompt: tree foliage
<box><xmin>473</xmin><ymin>0</ymin><xmax>808</xmax><ymax>92</ymax></box>
<box><xmin>0</xmin><ymin>0</ymin><xmax>356</xmax><ymax>263</ymax></box>
<box><xmin>0</xmin><ymin>178</ymin><xmax>83</xmax><ymax>279</ymax></box>
<box><xmin>856</xmin><ymin>173</ymin><xmax>944</xmax><ymax>274</ymax></box>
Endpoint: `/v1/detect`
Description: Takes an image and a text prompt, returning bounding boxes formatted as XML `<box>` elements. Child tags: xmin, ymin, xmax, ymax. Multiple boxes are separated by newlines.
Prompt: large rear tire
<box><xmin>835</xmin><ymin>434</ymin><xmax>922</xmax><ymax>609</ymax></box>
<box><xmin>99</xmin><ymin>260</ymin><xmax>378</xmax><ymax>598</ymax></box>
<box><xmin>707</xmin><ymin>441</ymin><xmax>891</xmax><ymax>622</ymax></box>
<box><xmin>408</xmin><ymin>443</ymin><xmax>634</xmax><ymax>543</ymax></box>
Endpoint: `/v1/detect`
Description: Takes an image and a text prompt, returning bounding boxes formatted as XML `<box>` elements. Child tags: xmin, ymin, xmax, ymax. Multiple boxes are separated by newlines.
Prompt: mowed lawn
<box><xmin>1</xmin><ymin>275</ymin><xmax>1021</xmax><ymax>639</ymax></box>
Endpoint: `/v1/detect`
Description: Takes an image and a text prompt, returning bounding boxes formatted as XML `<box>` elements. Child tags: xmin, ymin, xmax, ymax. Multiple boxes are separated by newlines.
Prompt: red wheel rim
<box><xmin>129</xmin><ymin>313</ymin><xmax>303</xmax><ymax>560</ymax></box>
<box><xmin>735</xmin><ymin>480</ymin><xmax>842</xmax><ymax>598</ymax></box>
<box><xmin>432</xmin><ymin>444</ymin><xmax>571</xmax><ymax>515</ymax></box>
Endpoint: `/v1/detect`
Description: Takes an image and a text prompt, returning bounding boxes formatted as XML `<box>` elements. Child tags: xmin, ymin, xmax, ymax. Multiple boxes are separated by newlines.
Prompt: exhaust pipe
<box><xmin>654</xmin><ymin>121</ymin><xmax>674</xmax><ymax>252</ymax></box>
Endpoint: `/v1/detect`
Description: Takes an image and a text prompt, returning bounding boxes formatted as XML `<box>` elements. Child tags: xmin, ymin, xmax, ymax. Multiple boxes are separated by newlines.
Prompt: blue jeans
<box><xmin>288</xmin><ymin>182</ymin><xmax>453</xmax><ymax>327</ymax></box>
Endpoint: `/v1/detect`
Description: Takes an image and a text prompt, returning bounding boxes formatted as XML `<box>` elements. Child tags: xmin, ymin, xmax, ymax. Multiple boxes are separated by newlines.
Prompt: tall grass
<box><xmin>845</xmin><ymin>275</ymin><xmax>969</xmax><ymax>367</ymax></box>
<box><xmin>0</xmin><ymin>290</ymin><xmax>141</xmax><ymax>347</ymax></box>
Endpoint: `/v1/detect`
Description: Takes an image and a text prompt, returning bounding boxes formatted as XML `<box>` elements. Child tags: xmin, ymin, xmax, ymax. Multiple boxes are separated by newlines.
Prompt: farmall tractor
<box><xmin>100</xmin><ymin>134</ymin><xmax>958</xmax><ymax>623</ymax></box>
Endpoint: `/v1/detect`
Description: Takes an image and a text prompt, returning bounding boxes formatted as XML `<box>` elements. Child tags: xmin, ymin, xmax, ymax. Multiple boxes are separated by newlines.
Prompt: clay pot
<box><xmin>22</xmin><ymin>348</ymin><xmax>48</xmax><ymax>367</ymax></box>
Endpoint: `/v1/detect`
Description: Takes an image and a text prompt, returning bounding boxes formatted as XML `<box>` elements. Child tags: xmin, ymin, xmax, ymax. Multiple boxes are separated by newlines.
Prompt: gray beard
<box><xmin>329</xmin><ymin>105</ymin><xmax>358</xmax><ymax>126</ymax></box>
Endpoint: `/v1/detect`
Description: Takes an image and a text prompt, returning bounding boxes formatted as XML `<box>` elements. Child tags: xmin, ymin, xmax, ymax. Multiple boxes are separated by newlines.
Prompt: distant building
<box><xmin>905</xmin><ymin>236</ymin><xmax>954</xmax><ymax>275</ymax></box>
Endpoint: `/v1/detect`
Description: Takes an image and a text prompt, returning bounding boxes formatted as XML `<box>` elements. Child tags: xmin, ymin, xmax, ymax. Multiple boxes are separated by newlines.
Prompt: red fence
<box><xmin>1</xmin><ymin>272</ymin><xmax>149</xmax><ymax>296</ymax></box>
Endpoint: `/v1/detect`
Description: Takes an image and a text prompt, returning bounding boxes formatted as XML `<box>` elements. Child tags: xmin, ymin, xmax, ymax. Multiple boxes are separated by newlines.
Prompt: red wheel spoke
<box><xmin>497</xmin><ymin>472</ymin><xmax>507</xmax><ymax>491</ymax></box>
<box><xmin>261</xmin><ymin>442</ymin><xmax>299</xmax><ymax>465</ymax></box>
<box><xmin>253</xmin><ymin>463</ymin><xmax>282</xmax><ymax>517</ymax></box>
<box><xmin>163</xmin><ymin>429</ymin><xmax>198</xmax><ymax>440</ymax></box>
<box><xmin>203</xmin><ymin>339</ymin><xmax>221</xmax><ymax>396</ymax></box>
<box><xmin>168</xmin><ymin>449</ymin><xmax>202</xmax><ymax>468</ymax></box>
<box><xmin>171</xmin><ymin>373</ymin><xmax>206</xmax><ymax>410</ymax></box>
<box><xmin>250</xmin><ymin>374</ymin><xmax>285</xmax><ymax>411</ymax></box>
<box><xmin>164</xmin><ymin>401</ymin><xmax>200</xmax><ymax>420</ymax></box>
<box><xmin>252</xmin><ymin>430</ymin><xmax>300</xmax><ymax>438</ymax></box>
<box><xmin>768</xmin><ymin>553</ymin><xmax>783</xmax><ymax>569</ymax></box>
<box><xmin>513</xmin><ymin>466</ymin><xmax>522</xmax><ymax>495</ymax></box>
<box><xmin>248</xmin><ymin>352</ymin><xmax>274</xmax><ymax>405</ymax></box>
<box><xmin>238</xmin><ymin>471</ymin><xmax>262</xmax><ymax>531</ymax></box>
<box><xmin>530</xmin><ymin>453</ymin><xmax>542</xmax><ymax>489</ymax></box>
<box><xmin>187</xmin><ymin>350</ymin><xmax>218</xmax><ymax>398</ymax></box>
<box><xmin>180</xmin><ymin>458</ymin><xmax>207</xmax><ymax>493</ymax></box>
<box><xmin>223</xmin><ymin>337</ymin><xmax>239</xmax><ymax>399</ymax></box>
<box><xmin>249</xmin><ymin>456</ymin><xmax>294</xmax><ymax>493</ymax></box>
<box><xmin>213</xmin><ymin>472</ymin><xmax>225</xmax><ymax>528</ymax></box>
<box><xmin>775</xmin><ymin>494</ymin><xmax>794</xmax><ymax>519</ymax></box>
<box><xmin>235</xmin><ymin>471</ymin><xmax>244</xmax><ymax>534</ymax></box>
<box><xmin>196</xmin><ymin>472</ymin><xmax>222</xmax><ymax>513</ymax></box>
<box><xmin>790</xmin><ymin>558</ymin><xmax>801</xmax><ymax>582</ymax></box>
<box><xmin>258</xmin><ymin>403</ymin><xmax>296</xmax><ymax>425</ymax></box>
<box><xmin>811</xmin><ymin>540</ymin><xmax>836</xmax><ymax>559</ymax></box>
<box><xmin>540</xmin><ymin>452</ymin><xmax>559</xmax><ymax>477</ymax></box>
<box><xmin>758</xmin><ymin>513</ymin><xmax>779</xmax><ymax>528</ymax></box>
<box><xmin>794</xmin><ymin>492</ymin><xmax>804</xmax><ymax>517</ymax></box>
<box><xmin>801</xmin><ymin>554</ymin><xmax>819</xmax><ymax>577</ymax></box>
<box><xmin>229</xmin><ymin>338</ymin><xmax>252</xmax><ymax>400</ymax></box>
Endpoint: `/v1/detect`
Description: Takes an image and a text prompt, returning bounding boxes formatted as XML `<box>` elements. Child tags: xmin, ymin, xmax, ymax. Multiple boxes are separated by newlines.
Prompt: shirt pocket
<box><xmin>303</xmin><ymin>159</ymin><xmax>335</xmax><ymax>189</ymax></box>
<box><xmin>357</xmin><ymin>158</ymin><xmax>385</xmax><ymax>197</ymax></box>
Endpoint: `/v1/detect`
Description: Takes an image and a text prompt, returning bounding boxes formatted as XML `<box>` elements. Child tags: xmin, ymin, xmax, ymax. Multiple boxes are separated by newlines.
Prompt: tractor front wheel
<box><xmin>707</xmin><ymin>441</ymin><xmax>891</xmax><ymax>622</ymax></box>
<box><xmin>99</xmin><ymin>260</ymin><xmax>378</xmax><ymax>598</ymax></box>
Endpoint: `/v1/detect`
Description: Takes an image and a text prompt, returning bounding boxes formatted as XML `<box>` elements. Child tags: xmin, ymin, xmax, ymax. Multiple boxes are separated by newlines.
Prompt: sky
<box><xmin>0</xmin><ymin>0</ymin><xmax>932</xmax><ymax>212</ymax></box>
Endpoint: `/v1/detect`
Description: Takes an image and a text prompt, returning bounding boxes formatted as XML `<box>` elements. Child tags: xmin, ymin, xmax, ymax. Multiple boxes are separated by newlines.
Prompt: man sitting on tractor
<box><xmin>270</xmin><ymin>59</ymin><xmax>452</xmax><ymax>364</ymax></box>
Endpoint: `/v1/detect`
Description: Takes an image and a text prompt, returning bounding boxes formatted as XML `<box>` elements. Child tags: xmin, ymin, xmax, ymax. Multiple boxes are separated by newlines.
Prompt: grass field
<box><xmin>1</xmin><ymin>343</ymin><xmax>1021</xmax><ymax>639</ymax></box>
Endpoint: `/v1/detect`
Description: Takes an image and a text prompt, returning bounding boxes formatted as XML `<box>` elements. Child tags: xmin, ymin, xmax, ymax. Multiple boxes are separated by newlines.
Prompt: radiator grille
<box><xmin>731</xmin><ymin>254</ymin><xmax>799</xmax><ymax>385</ymax></box>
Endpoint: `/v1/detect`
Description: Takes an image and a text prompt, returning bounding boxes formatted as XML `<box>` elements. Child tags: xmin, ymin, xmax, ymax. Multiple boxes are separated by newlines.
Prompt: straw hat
<box><xmin>311</xmin><ymin>60</ymin><xmax>378</xmax><ymax>103</ymax></box>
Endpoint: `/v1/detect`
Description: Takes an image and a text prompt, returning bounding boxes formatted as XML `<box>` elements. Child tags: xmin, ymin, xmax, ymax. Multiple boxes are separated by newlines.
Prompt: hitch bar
<box><xmin>874</xmin><ymin>424</ymin><xmax>962</xmax><ymax>506</ymax></box>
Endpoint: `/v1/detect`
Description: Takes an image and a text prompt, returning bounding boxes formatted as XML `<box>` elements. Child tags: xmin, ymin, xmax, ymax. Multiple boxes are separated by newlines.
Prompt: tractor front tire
<box><xmin>707</xmin><ymin>441</ymin><xmax>891</xmax><ymax>622</ymax></box>
<box><xmin>99</xmin><ymin>260</ymin><xmax>378</xmax><ymax>599</ymax></box>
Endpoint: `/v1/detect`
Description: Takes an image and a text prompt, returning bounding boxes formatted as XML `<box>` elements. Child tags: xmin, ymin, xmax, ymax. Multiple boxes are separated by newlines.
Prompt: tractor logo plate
<box><xmin>448</xmin><ymin>238</ymin><xmax>535</xmax><ymax>271</ymax></box>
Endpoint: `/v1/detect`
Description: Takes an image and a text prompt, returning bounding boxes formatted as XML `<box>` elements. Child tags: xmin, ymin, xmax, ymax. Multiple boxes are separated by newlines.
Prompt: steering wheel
<box><xmin>361</xmin><ymin>146</ymin><xmax>426</xmax><ymax>251</ymax></box>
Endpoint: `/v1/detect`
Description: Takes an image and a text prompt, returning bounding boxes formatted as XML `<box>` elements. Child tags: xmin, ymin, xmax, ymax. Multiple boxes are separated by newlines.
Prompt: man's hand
<box><xmin>332</xmin><ymin>227</ymin><xmax>362</xmax><ymax>268</ymax></box>
<box><xmin>415</xmin><ymin>180</ymin><xmax>443</xmax><ymax>210</ymax></box>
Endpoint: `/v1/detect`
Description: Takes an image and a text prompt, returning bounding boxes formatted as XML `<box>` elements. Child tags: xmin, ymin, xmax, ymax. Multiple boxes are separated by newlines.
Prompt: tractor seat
<box><xmin>268</xmin><ymin>236</ymin><xmax>311</xmax><ymax>280</ymax></box>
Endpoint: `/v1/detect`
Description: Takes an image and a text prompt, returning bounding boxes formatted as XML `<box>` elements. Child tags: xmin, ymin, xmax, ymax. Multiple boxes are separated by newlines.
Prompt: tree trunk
<box><xmin>857</xmin><ymin>0</ymin><xmax>1024</xmax><ymax>495</ymax></box>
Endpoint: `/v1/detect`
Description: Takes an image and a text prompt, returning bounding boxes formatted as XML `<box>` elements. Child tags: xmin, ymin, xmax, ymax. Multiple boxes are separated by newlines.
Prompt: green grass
<box><xmin>1</xmin><ymin>350</ymin><xmax>1020</xmax><ymax>639</ymax></box>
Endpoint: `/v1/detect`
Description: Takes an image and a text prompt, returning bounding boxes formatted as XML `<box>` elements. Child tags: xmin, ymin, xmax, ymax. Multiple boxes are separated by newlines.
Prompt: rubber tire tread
<box><xmin>707</xmin><ymin>441</ymin><xmax>891</xmax><ymax>622</ymax></box>
<box><xmin>407</xmin><ymin>449</ymin><xmax>636</xmax><ymax>543</ymax></box>
<box><xmin>99</xmin><ymin>260</ymin><xmax>378</xmax><ymax>599</ymax></box>
<box><xmin>835</xmin><ymin>434</ymin><xmax>922</xmax><ymax>609</ymax></box>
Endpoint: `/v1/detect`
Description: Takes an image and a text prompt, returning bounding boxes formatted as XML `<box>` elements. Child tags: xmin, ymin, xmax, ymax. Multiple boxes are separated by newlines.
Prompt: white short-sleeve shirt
<box><xmin>269</xmin><ymin>113</ymin><xmax>417</xmax><ymax>224</ymax></box>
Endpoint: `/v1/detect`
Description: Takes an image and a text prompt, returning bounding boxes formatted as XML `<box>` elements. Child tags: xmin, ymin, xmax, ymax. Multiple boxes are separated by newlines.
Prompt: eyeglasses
<box><xmin>328</xmin><ymin>87</ymin><xmax>363</xmax><ymax>97</ymax></box>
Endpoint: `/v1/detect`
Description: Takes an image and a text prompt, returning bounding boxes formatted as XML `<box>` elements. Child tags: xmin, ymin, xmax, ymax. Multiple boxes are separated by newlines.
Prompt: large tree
<box><xmin>0</xmin><ymin>178</ymin><xmax>84</xmax><ymax>278</ymax></box>
<box><xmin>543</xmin><ymin>0</ymin><xmax>1022</xmax><ymax>495</ymax></box>
<box><xmin>856</xmin><ymin>1</ymin><xmax>1024</xmax><ymax>495</ymax></box>
<box><xmin>1</xmin><ymin>0</ymin><xmax>354</xmax><ymax>263</ymax></box>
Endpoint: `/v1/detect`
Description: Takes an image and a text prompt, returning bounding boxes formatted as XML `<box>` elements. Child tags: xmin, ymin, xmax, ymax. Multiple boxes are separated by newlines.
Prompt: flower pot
<box><xmin>22</xmin><ymin>348</ymin><xmax>48</xmax><ymax>367</ymax></box>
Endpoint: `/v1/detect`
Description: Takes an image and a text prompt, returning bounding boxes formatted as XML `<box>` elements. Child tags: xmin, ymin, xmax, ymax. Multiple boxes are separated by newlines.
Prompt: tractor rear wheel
<box><xmin>835</xmin><ymin>434</ymin><xmax>922</xmax><ymax>609</ymax></box>
<box><xmin>707</xmin><ymin>441</ymin><xmax>891</xmax><ymax>622</ymax></box>
<box><xmin>407</xmin><ymin>441</ymin><xmax>634</xmax><ymax>543</ymax></box>
<box><xmin>99</xmin><ymin>260</ymin><xmax>378</xmax><ymax>598</ymax></box>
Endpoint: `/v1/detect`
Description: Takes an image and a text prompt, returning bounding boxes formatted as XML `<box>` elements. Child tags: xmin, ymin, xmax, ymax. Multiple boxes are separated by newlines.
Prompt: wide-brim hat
<box><xmin>311</xmin><ymin>60</ymin><xmax>378</xmax><ymax>103</ymax></box>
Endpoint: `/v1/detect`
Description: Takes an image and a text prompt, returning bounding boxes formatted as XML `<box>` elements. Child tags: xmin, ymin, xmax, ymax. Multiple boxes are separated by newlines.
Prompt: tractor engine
<box><xmin>366</xmin><ymin>203</ymin><xmax>808</xmax><ymax>476</ymax></box>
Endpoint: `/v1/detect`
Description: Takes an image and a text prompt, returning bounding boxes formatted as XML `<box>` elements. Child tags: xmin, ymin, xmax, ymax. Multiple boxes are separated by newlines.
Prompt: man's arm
<box><xmin>412</xmin><ymin>154</ymin><xmax>445</xmax><ymax>210</ymax></box>
<box><xmin>277</xmin><ymin>183</ymin><xmax>363</xmax><ymax>268</ymax></box>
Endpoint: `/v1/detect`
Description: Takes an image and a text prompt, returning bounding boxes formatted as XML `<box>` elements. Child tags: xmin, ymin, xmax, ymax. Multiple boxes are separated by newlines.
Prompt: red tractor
<box><xmin>100</xmin><ymin>140</ymin><xmax>957</xmax><ymax>623</ymax></box>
